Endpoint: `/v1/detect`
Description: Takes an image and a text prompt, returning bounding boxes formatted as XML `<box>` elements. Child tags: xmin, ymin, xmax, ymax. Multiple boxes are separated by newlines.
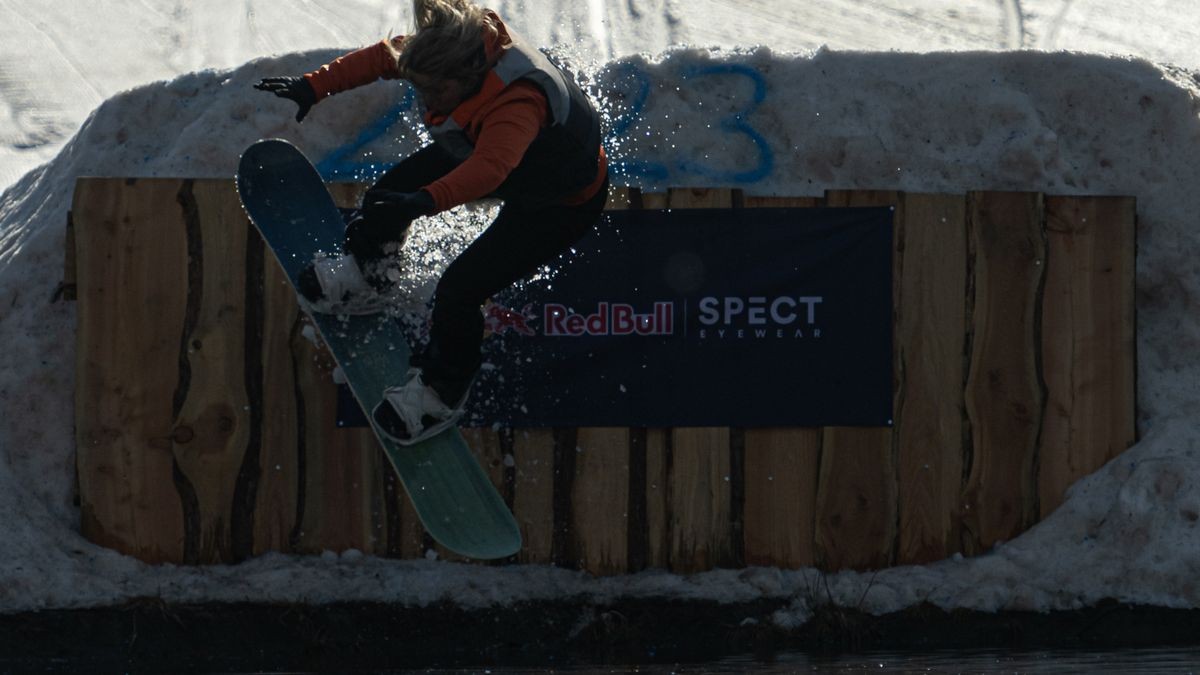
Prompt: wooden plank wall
<box><xmin>72</xmin><ymin>179</ymin><xmax>1137</xmax><ymax>572</ymax></box>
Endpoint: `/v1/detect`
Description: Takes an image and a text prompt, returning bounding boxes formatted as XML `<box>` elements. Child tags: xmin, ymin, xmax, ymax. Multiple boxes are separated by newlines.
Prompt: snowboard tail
<box><xmin>236</xmin><ymin>138</ymin><xmax>521</xmax><ymax>560</ymax></box>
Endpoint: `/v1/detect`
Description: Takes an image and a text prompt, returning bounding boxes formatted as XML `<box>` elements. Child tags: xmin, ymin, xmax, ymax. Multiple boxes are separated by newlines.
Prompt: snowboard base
<box><xmin>236</xmin><ymin>138</ymin><xmax>521</xmax><ymax>560</ymax></box>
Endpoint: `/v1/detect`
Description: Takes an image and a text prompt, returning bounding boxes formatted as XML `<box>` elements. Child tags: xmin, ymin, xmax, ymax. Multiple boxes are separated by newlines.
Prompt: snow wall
<box><xmin>1</xmin><ymin>47</ymin><xmax>1199</xmax><ymax>614</ymax></box>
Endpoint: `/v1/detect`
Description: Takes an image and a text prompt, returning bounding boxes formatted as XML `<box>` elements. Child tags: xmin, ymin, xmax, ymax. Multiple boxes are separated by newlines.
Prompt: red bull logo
<box><xmin>544</xmin><ymin>302</ymin><xmax>675</xmax><ymax>337</ymax></box>
<box><xmin>482</xmin><ymin>302</ymin><xmax>538</xmax><ymax>336</ymax></box>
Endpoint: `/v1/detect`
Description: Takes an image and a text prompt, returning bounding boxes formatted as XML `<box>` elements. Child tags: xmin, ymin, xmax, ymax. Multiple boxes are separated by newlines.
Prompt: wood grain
<box><xmin>74</xmin><ymin>177</ymin><xmax>189</xmax><ymax>563</ymax></box>
<box><xmin>1039</xmin><ymin>196</ymin><xmax>1137</xmax><ymax>516</ymax></box>
<box><xmin>894</xmin><ymin>193</ymin><xmax>969</xmax><ymax>564</ymax></box>
<box><xmin>573</xmin><ymin>428</ymin><xmax>631</xmax><ymax>573</ymax></box>
<box><xmin>962</xmin><ymin>191</ymin><xmax>1045</xmax><ymax>553</ymax></box>
<box><xmin>513</xmin><ymin>429</ymin><xmax>555</xmax><ymax>564</ymax></box>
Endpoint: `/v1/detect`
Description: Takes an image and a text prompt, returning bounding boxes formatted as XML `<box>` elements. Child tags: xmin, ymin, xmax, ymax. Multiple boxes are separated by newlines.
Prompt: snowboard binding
<box><xmin>372</xmin><ymin>368</ymin><xmax>472</xmax><ymax>445</ymax></box>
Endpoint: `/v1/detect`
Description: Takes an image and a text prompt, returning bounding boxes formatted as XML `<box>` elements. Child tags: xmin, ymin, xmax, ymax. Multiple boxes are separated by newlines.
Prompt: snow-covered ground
<box><xmin>4</xmin><ymin>0</ymin><xmax>1198</xmax><ymax>196</ymax></box>
<box><xmin>1</xmin><ymin>0</ymin><xmax>1200</xmax><ymax>622</ymax></box>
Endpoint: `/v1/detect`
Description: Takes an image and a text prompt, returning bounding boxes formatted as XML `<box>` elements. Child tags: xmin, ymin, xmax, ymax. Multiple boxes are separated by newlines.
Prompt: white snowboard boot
<box><xmin>297</xmin><ymin>252</ymin><xmax>390</xmax><ymax>315</ymax></box>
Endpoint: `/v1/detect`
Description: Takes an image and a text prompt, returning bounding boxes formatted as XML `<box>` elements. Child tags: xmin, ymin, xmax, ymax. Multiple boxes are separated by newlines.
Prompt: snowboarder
<box><xmin>254</xmin><ymin>0</ymin><xmax>607</xmax><ymax>445</ymax></box>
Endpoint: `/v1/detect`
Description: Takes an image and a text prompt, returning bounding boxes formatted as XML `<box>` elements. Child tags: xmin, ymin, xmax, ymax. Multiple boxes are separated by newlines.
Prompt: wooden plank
<box><xmin>572</xmin><ymin>428</ymin><xmax>630</xmax><ymax>574</ymax></box>
<box><xmin>168</xmin><ymin>179</ymin><xmax>261</xmax><ymax>563</ymax></box>
<box><xmin>741</xmin><ymin>428</ymin><xmax>820</xmax><ymax>568</ymax></box>
<box><xmin>740</xmin><ymin>195</ymin><xmax>821</xmax><ymax>569</ymax></box>
<box><xmin>513</xmin><ymin>429</ymin><xmax>556</xmax><ymax>564</ymax></box>
<box><xmin>252</xmin><ymin>237</ymin><xmax>302</xmax><ymax>556</ymax></box>
<box><xmin>645</xmin><ymin>428</ymin><xmax>670</xmax><ymax>568</ymax></box>
<box><xmin>1039</xmin><ymin>196</ymin><xmax>1137</xmax><ymax>516</ymax></box>
<box><xmin>895</xmin><ymin>193</ymin><xmax>969</xmax><ymax>565</ymax></box>
<box><xmin>664</xmin><ymin>188</ymin><xmax>736</xmax><ymax>573</ymax></box>
<box><xmin>74</xmin><ymin>177</ymin><xmax>188</xmax><ymax>563</ymax></box>
<box><xmin>569</xmin><ymin>187</ymin><xmax>636</xmax><ymax>575</ymax></box>
<box><xmin>814</xmin><ymin>426</ymin><xmax>896</xmax><ymax>570</ymax></box>
<box><xmin>626</xmin><ymin>427</ymin><xmax>650</xmax><ymax>572</ymax></box>
<box><xmin>962</xmin><ymin>191</ymin><xmax>1045</xmax><ymax>553</ymax></box>
<box><xmin>287</xmin><ymin>316</ymin><xmax>388</xmax><ymax>555</ymax></box>
<box><xmin>814</xmin><ymin>190</ymin><xmax>899</xmax><ymax>571</ymax></box>
<box><xmin>668</xmin><ymin>427</ymin><xmax>735</xmax><ymax>572</ymax></box>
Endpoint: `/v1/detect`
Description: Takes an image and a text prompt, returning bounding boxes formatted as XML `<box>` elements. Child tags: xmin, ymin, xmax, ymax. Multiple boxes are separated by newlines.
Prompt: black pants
<box><xmin>366</xmin><ymin>144</ymin><xmax>608</xmax><ymax>399</ymax></box>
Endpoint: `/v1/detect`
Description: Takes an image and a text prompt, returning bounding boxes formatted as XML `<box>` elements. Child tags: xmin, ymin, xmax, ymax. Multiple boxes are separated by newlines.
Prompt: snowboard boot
<box><xmin>296</xmin><ymin>252</ymin><xmax>391</xmax><ymax>315</ymax></box>
<box><xmin>343</xmin><ymin>212</ymin><xmax>411</xmax><ymax>290</ymax></box>
<box><xmin>372</xmin><ymin>368</ymin><xmax>475</xmax><ymax>445</ymax></box>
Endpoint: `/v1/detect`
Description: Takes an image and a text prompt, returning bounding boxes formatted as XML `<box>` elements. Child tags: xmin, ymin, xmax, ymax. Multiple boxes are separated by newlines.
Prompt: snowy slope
<box><xmin>0</xmin><ymin>0</ymin><xmax>1199</xmax><ymax>620</ymax></box>
<box><xmin>2</xmin><ymin>0</ymin><xmax>1198</xmax><ymax>193</ymax></box>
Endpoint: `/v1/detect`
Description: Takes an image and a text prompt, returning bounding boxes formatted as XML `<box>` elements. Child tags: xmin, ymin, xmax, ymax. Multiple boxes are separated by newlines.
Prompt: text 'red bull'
<box><xmin>544</xmin><ymin>302</ymin><xmax>674</xmax><ymax>336</ymax></box>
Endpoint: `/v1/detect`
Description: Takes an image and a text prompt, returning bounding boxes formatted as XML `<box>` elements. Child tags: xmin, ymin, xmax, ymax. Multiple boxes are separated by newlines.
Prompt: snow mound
<box><xmin>0</xmin><ymin>47</ymin><xmax>1198</xmax><ymax>615</ymax></box>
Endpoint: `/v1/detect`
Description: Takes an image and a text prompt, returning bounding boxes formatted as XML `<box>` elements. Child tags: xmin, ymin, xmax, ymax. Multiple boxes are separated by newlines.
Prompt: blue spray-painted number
<box><xmin>315</xmin><ymin>86</ymin><xmax>417</xmax><ymax>182</ymax></box>
<box><xmin>316</xmin><ymin>62</ymin><xmax>776</xmax><ymax>188</ymax></box>
<box><xmin>676</xmin><ymin>63</ymin><xmax>774</xmax><ymax>184</ymax></box>
<box><xmin>602</xmin><ymin>62</ymin><xmax>671</xmax><ymax>182</ymax></box>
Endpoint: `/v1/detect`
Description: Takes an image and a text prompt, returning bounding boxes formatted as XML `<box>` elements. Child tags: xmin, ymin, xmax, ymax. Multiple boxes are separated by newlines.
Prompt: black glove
<box><xmin>343</xmin><ymin>214</ymin><xmax>394</xmax><ymax>268</ymax></box>
<box><xmin>343</xmin><ymin>191</ymin><xmax>433</xmax><ymax>267</ymax></box>
<box><xmin>254</xmin><ymin>77</ymin><xmax>317</xmax><ymax>122</ymax></box>
<box><xmin>362</xmin><ymin>189</ymin><xmax>436</xmax><ymax>225</ymax></box>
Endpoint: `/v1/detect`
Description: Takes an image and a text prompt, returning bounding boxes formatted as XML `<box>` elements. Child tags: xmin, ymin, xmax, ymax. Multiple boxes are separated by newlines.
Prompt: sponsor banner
<box><xmin>463</xmin><ymin>206</ymin><xmax>894</xmax><ymax>428</ymax></box>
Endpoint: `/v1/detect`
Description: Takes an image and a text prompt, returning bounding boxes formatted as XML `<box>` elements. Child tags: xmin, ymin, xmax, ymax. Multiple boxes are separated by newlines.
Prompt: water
<box><xmin>411</xmin><ymin>647</ymin><xmax>1200</xmax><ymax>673</ymax></box>
<box><xmin>12</xmin><ymin>645</ymin><xmax>1200</xmax><ymax>673</ymax></box>
<box><xmin>716</xmin><ymin>647</ymin><xmax>1200</xmax><ymax>673</ymax></box>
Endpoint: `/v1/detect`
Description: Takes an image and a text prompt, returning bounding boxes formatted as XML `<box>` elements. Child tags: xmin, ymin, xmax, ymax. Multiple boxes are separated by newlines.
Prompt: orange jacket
<box><xmin>304</xmin><ymin>20</ymin><xmax>606</xmax><ymax>213</ymax></box>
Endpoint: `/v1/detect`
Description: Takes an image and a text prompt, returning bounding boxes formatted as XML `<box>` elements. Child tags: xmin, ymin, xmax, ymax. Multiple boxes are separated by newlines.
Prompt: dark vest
<box><xmin>427</xmin><ymin>34</ymin><xmax>602</xmax><ymax>208</ymax></box>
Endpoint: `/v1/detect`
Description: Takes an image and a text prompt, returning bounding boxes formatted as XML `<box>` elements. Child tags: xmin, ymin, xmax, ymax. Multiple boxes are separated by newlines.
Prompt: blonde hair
<box><xmin>392</xmin><ymin>0</ymin><xmax>497</xmax><ymax>86</ymax></box>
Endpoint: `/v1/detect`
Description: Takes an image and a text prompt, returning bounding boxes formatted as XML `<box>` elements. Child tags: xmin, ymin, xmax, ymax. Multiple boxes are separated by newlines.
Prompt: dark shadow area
<box><xmin>4</xmin><ymin>598</ymin><xmax>1200</xmax><ymax>672</ymax></box>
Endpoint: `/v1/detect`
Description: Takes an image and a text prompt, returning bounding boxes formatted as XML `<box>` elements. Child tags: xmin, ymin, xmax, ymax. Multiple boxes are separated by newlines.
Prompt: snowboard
<box><xmin>236</xmin><ymin>138</ymin><xmax>521</xmax><ymax>560</ymax></box>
